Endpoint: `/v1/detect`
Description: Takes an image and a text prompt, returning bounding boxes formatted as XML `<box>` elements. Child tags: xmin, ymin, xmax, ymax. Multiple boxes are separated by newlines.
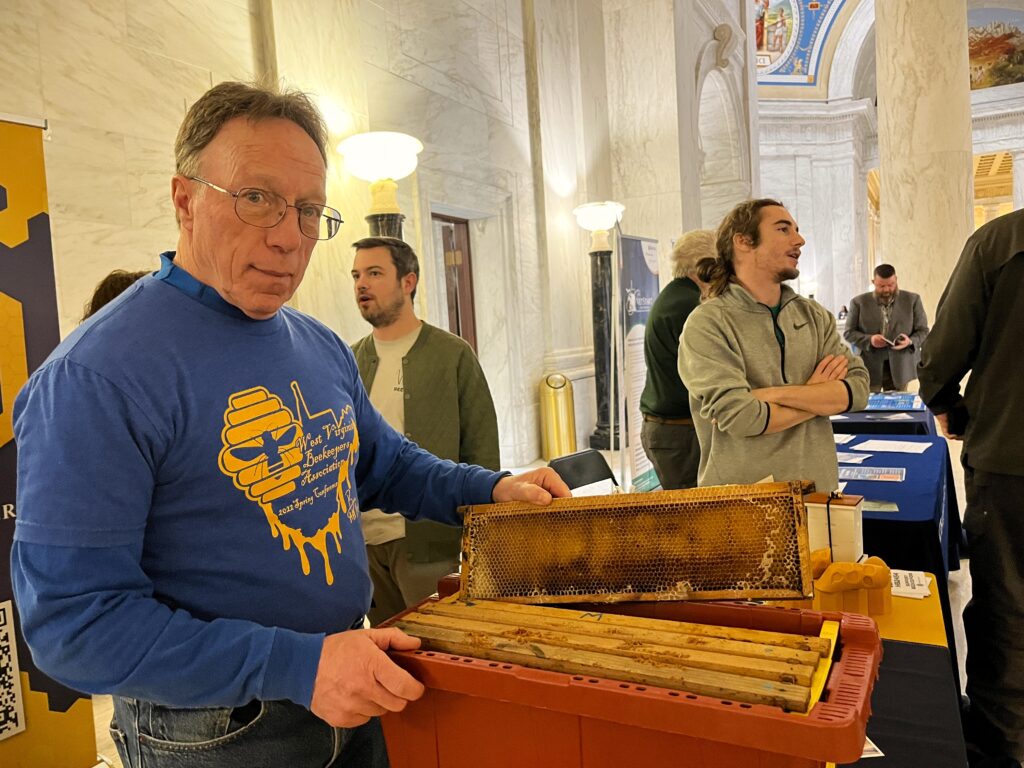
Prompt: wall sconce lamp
<box><xmin>337</xmin><ymin>131</ymin><xmax>424</xmax><ymax>238</ymax></box>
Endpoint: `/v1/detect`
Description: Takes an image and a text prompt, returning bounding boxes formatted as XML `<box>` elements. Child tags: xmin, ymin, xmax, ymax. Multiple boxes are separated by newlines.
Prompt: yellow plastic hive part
<box><xmin>811</xmin><ymin>556</ymin><xmax>892</xmax><ymax>616</ymax></box>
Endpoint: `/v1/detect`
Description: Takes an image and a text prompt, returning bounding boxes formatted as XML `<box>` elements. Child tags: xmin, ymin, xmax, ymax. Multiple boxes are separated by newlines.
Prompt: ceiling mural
<box><xmin>756</xmin><ymin>0</ymin><xmax>848</xmax><ymax>87</ymax></box>
<box><xmin>969</xmin><ymin>8</ymin><xmax>1024</xmax><ymax>89</ymax></box>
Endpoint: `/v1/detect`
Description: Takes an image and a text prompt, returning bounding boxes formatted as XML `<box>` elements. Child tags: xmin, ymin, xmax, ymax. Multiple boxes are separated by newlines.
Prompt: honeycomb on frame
<box><xmin>459</xmin><ymin>481</ymin><xmax>814</xmax><ymax>603</ymax></box>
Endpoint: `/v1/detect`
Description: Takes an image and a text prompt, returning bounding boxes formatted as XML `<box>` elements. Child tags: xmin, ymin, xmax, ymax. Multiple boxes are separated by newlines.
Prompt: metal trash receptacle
<box><xmin>539</xmin><ymin>372</ymin><xmax>577</xmax><ymax>461</ymax></box>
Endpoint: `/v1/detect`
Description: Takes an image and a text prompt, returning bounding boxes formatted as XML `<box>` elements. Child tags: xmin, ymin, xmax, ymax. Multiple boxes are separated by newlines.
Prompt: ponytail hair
<box><xmin>694</xmin><ymin>256</ymin><xmax>726</xmax><ymax>299</ymax></box>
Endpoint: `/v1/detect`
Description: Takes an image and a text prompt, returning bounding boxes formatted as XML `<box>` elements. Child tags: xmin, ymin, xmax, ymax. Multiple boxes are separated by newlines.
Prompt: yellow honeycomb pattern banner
<box><xmin>0</xmin><ymin>118</ymin><xmax>98</xmax><ymax>768</ymax></box>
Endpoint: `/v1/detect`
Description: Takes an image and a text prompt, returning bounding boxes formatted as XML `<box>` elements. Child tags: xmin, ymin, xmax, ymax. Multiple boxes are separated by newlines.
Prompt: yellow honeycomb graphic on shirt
<box><xmin>219</xmin><ymin>383</ymin><xmax>361</xmax><ymax>585</ymax></box>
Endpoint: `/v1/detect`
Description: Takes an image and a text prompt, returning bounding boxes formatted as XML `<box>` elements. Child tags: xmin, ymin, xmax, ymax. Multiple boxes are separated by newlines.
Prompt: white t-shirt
<box><xmin>361</xmin><ymin>325</ymin><xmax>422</xmax><ymax>545</ymax></box>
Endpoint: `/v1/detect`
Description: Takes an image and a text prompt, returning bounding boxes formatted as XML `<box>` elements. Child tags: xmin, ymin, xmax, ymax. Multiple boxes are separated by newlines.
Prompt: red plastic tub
<box><xmin>381</xmin><ymin>597</ymin><xmax>881</xmax><ymax>768</ymax></box>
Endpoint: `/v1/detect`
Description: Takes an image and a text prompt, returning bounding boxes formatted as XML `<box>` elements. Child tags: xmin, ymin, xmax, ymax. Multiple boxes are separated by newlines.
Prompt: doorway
<box><xmin>431</xmin><ymin>214</ymin><xmax>478</xmax><ymax>352</ymax></box>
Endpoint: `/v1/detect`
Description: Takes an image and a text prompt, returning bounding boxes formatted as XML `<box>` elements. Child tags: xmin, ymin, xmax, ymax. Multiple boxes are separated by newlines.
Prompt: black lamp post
<box><xmin>573</xmin><ymin>202</ymin><xmax>624</xmax><ymax>451</ymax></box>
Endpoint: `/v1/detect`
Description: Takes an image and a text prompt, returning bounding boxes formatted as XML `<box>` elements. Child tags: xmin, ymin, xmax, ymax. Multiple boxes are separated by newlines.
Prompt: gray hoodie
<box><xmin>679</xmin><ymin>282</ymin><xmax>869</xmax><ymax>491</ymax></box>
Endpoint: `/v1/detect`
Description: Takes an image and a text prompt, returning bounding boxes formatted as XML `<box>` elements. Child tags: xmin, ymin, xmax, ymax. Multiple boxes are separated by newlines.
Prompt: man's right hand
<box><xmin>310</xmin><ymin>627</ymin><xmax>425</xmax><ymax>727</ymax></box>
<box><xmin>805</xmin><ymin>354</ymin><xmax>848</xmax><ymax>385</ymax></box>
<box><xmin>869</xmin><ymin>334</ymin><xmax>890</xmax><ymax>349</ymax></box>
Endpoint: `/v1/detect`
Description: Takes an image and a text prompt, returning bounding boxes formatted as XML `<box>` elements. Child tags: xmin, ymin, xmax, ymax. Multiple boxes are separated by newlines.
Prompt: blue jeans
<box><xmin>109</xmin><ymin>696</ymin><xmax>388</xmax><ymax>768</ymax></box>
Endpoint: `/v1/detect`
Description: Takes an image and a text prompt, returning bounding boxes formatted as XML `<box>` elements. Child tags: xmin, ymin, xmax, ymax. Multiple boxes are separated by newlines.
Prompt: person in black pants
<box><xmin>919</xmin><ymin>209</ymin><xmax>1024</xmax><ymax>768</ymax></box>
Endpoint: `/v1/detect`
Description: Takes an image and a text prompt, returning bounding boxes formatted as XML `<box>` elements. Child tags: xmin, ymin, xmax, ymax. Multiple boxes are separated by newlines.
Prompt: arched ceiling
<box><xmin>762</xmin><ymin>0</ymin><xmax>1024</xmax><ymax>102</ymax></box>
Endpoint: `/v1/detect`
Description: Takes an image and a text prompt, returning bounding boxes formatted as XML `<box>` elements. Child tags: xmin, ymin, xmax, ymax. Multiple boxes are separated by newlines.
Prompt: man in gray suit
<box><xmin>843</xmin><ymin>264</ymin><xmax>929</xmax><ymax>392</ymax></box>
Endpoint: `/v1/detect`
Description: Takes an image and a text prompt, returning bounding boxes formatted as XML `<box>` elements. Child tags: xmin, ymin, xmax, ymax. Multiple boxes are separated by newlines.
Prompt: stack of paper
<box><xmin>891</xmin><ymin>569</ymin><xmax>931</xmax><ymax>599</ymax></box>
<box><xmin>837</xmin><ymin>451</ymin><xmax>871</xmax><ymax>464</ymax></box>
<box><xmin>852</xmin><ymin>439</ymin><xmax>930</xmax><ymax>454</ymax></box>
<box><xmin>834</xmin><ymin>433</ymin><xmax>856</xmax><ymax>445</ymax></box>
<box><xmin>862</xmin><ymin>500</ymin><xmax>900</xmax><ymax>513</ymax></box>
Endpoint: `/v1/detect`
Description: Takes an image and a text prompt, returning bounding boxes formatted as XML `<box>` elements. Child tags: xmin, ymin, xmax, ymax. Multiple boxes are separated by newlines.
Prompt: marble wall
<box><xmin>759</xmin><ymin>99</ymin><xmax>873</xmax><ymax>311</ymax></box>
<box><xmin>603</xmin><ymin>0</ymin><xmax>682</xmax><ymax>284</ymax></box>
<box><xmin>0</xmin><ymin>0</ymin><xmax>551</xmax><ymax>465</ymax></box>
<box><xmin>604</xmin><ymin>0</ymin><xmax>759</xmax><ymax>285</ymax></box>
<box><xmin>0</xmin><ymin>0</ymin><xmax>255</xmax><ymax>335</ymax></box>
<box><xmin>527</xmin><ymin>0</ymin><xmax>614</xmax><ymax>452</ymax></box>
<box><xmin>2</xmin><ymin>0</ymin><xmax>760</xmax><ymax>466</ymax></box>
<box><xmin>350</xmin><ymin>0</ymin><xmax>543</xmax><ymax>464</ymax></box>
<box><xmin>269</xmin><ymin>0</ymin><xmax>372</xmax><ymax>339</ymax></box>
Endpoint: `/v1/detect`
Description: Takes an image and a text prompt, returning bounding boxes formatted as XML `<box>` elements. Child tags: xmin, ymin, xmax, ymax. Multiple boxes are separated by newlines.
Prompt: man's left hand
<box><xmin>493</xmin><ymin>468</ymin><xmax>571</xmax><ymax>505</ymax></box>
<box><xmin>891</xmin><ymin>334</ymin><xmax>912</xmax><ymax>350</ymax></box>
<box><xmin>805</xmin><ymin>354</ymin><xmax>848</xmax><ymax>385</ymax></box>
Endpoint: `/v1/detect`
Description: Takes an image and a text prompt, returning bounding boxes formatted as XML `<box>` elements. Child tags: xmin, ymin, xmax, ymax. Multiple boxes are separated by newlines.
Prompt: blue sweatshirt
<box><xmin>11</xmin><ymin>253</ymin><xmax>501</xmax><ymax>708</ymax></box>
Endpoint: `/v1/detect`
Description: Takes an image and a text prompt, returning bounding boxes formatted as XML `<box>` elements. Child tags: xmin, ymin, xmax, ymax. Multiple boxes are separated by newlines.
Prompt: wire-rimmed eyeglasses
<box><xmin>188</xmin><ymin>176</ymin><xmax>343</xmax><ymax>241</ymax></box>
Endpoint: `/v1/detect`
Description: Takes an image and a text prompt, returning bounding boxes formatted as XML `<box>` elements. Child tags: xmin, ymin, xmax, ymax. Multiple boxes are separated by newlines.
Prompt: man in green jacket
<box><xmin>350</xmin><ymin>237</ymin><xmax>500</xmax><ymax>624</ymax></box>
<box><xmin>639</xmin><ymin>229</ymin><xmax>714</xmax><ymax>489</ymax></box>
<box><xmin>679</xmin><ymin>199</ymin><xmax>869</xmax><ymax>492</ymax></box>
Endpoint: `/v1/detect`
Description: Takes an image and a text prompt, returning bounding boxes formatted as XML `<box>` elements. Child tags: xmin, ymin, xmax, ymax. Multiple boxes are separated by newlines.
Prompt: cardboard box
<box><xmin>804</xmin><ymin>492</ymin><xmax>864</xmax><ymax>563</ymax></box>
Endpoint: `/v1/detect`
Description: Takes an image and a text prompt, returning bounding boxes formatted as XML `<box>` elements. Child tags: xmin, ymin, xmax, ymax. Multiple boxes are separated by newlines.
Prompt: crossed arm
<box><xmin>752</xmin><ymin>354</ymin><xmax>852</xmax><ymax>434</ymax></box>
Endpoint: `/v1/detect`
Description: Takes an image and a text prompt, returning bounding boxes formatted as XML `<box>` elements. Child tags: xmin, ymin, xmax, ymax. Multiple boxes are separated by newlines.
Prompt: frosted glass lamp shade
<box><xmin>336</xmin><ymin>132</ymin><xmax>424</xmax><ymax>182</ymax></box>
<box><xmin>572</xmin><ymin>201</ymin><xmax>625</xmax><ymax>232</ymax></box>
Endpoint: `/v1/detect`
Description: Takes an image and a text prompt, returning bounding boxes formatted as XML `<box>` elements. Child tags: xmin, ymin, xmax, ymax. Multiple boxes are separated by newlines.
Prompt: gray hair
<box><xmin>175</xmin><ymin>81</ymin><xmax>329</xmax><ymax>177</ymax></box>
<box><xmin>671</xmin><ymin>230</ymin><xmax>716</xmax><ymax>279</ymax></box>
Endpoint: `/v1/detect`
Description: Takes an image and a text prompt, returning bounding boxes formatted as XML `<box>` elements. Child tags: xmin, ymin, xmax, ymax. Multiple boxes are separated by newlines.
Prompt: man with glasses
<box><xmin>10</xmin><ymin>81</ymin><xmax>567</xmax><ymax>768</ymax></box>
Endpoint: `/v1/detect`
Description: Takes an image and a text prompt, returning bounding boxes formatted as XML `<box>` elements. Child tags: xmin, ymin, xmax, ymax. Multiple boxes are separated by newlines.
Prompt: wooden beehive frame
<box><xmin>459</xmin><ymin>481</ymin><xmax>814</xmax><ymax>603</ymax></box>
<box><xmin>396</xmin><ymin>596</ymin><xmax>833</xmax><ymax>712</ymax></box>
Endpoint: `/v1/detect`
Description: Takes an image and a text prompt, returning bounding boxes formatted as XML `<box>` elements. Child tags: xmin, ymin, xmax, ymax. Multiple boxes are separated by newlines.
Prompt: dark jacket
<box><xmin>640</xmin><ymin>277</ymin><xmax>701</xmax><ymax>419</ymax></box>
<box><xmin>918</xmin><ymin>209</ymin><xmax>1024</xmax><ymax>476</ymax></box>
<box><xmin>843</xmin><ymin>289</ymin><xmax>929</xmax><ymax>388</ymax></box>
<box><xmin>352</xmin><ymin>322</ymin><xmax>500</xmax><ymax>560</ymax></box>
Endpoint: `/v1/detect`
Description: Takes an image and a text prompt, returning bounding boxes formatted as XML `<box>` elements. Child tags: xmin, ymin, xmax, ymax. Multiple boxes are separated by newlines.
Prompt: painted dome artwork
<box><xmin>968</xmin><ymin>9</ymin><xmax>1024</xmax><ymax>90</ymax></box>
<box><xmin>755</xmin><ymin>0</ymin><xmax>798</xmax><ymax>73</ymax></box>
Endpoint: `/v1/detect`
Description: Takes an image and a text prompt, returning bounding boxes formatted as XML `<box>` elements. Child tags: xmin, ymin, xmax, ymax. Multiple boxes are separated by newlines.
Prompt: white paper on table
<box><xmin>829</xmin><ymin>414</ymin><xmax>849</xmax><ymax>420</ymax></box>
<box><xmin>852</xmin><ymin>439</ymin><xmax>930</xmax><ymax>454</ymax></box>
<box><xmin>891</xmin><ymin>569</ymin><xmax>931</xmax><ymax>598</ymax></box>
<box><xmin>833</xmin><ymin>434</ymin><xmax>856</xmax><ymax>445</ymax></box>
<box><xmin>837</xmin><ymin>452</ymin><xmax>871</xmax><ymax>464</ymax></box>
<box><xmin>862</xmin><ymin>499</ymin><xmax>900</xmax><ymax>513</ymax></box>
<box><xmin>879</xmin><ymin>412</ymin><xmax>914</xmax><ymax>421</ymax></box>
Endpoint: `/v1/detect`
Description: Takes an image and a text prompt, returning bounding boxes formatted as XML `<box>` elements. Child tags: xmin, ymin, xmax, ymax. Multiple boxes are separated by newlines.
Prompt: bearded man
<box><xmin>350</xmin><ymin>237</ymin><xmax>500</xmax><ymax>625</ymax></box>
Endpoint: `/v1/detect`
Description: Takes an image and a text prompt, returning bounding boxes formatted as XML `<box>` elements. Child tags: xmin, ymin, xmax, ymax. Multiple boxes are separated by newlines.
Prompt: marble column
<box><xmin>876</xmin><ymin>0</ymin><xmax>970</xmax><ymax>319</ymax></box>
<box><xmin>1012</xmin><ymin>150</ymin><xmax>1024</xmax><ymax>211</ymax></box>
<box><xmin>875</xmin><ymin>0</ymin><xmax>973</xmax><ymax>318</ymax></box>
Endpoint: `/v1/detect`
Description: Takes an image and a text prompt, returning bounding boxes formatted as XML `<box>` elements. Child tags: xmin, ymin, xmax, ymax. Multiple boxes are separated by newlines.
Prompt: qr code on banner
<box><xmin>0</xmin><ymin>600</ymin><xmax>27</xmax><ymax>741</ymax></box>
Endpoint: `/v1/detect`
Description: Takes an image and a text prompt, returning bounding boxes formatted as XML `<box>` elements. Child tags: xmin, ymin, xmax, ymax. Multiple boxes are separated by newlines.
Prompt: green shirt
<box><xmin>640</xmin><ymin>277</ymin><xmax>701</xmax><ymax>419</ymax></box>
<box><xmin>769</xmin><ymin>301</ymin><xmax>786</xmax><ymax>349</ymax></box>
